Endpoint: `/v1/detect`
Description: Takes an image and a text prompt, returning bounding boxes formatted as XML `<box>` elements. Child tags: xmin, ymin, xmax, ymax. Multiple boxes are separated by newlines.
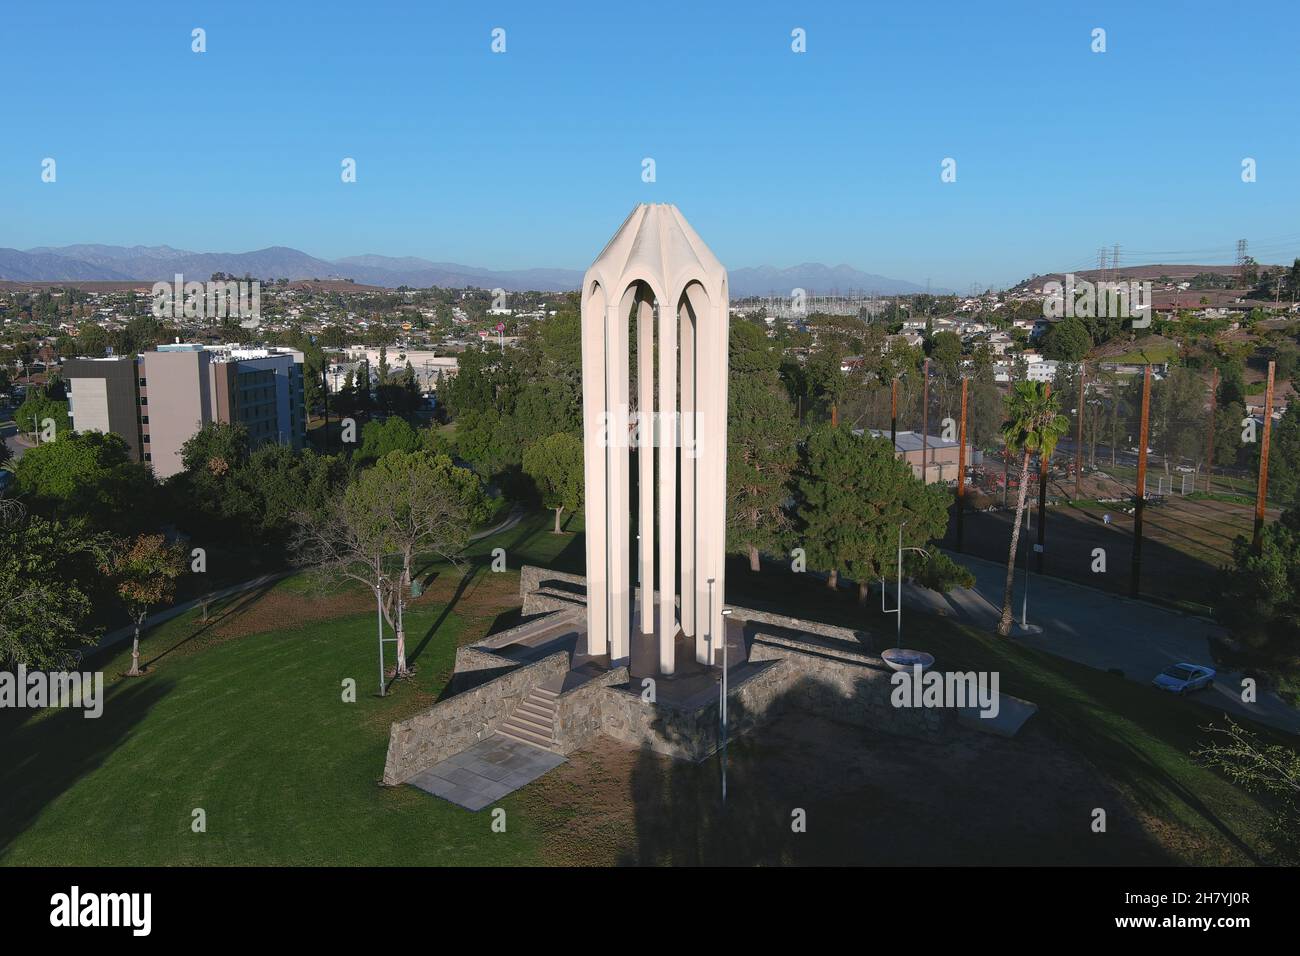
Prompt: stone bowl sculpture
<box><xmin>881</xmin><ymin>648</ymin><xmax>936</xmax><ymax>672</ymax></box>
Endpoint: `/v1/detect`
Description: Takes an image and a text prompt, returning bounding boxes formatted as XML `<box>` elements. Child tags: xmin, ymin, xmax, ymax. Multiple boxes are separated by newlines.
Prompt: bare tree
<box><xmin>291</xmin><ymin>451</ymin><xmax>484</xmax><ymax>681</ymax></box>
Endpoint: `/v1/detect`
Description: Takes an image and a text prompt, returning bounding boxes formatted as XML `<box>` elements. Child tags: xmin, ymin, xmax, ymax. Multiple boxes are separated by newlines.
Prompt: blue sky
<box><xmin>3</xmin><ymin>0</ymin><xmax>1298</xmax><ymax>290</ymax></box>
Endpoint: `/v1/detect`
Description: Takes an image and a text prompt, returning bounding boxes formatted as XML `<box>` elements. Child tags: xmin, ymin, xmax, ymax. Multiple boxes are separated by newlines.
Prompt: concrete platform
<box><xmin>958</xmin><ymin>693</ymin><xmax>1039</xmax><ymax>738</ymax></box>
<box><xmin>406</xmin><ymin>734</ymin><xmax>565</xmax><ymax>811</ymax></box>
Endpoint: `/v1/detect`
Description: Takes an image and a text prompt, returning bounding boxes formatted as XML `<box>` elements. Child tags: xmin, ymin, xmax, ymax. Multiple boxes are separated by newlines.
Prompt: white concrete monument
<box><xmin>580</xmin><ymin>204</ymin><xmax>729</xmax><ymax>675</ymax></box>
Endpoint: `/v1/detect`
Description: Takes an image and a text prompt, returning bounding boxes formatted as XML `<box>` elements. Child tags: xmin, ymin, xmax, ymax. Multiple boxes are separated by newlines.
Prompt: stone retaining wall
<box><xmin>748</xmin><ymin>636</ymin><xmax>948</xmax><ymax>739</ymax></box>
<box><xmin>552</xmin><ymin>666</ymin><xmax>630</xmax><ymax>755</ymax></box>
<box><xmin>383</xmin><ymin>568</ymin><xmax>946</xmax><ymax>785</ymax></box>
<box><xmin>519</xmin><ymin>567</ymin><xmax>588</xmax><ymax>616</ymax></box>
<box><xmin>381</xmin><ymin>650</ymin><xmax>569</xmax><ymax>785</ymax></box>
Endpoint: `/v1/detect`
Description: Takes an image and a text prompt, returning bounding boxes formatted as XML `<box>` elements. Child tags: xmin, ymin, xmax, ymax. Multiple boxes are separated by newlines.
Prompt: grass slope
<box><xmin>0</xmin><ymin>512</ymin><xmax>580</xmax><ymax>866</ymax></box>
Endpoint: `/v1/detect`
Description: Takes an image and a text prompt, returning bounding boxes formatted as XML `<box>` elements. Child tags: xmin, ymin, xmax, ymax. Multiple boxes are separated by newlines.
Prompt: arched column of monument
<box><xmin>657</xmin><ymin>281</ymin><xmax>678</xmax><ymax>674</ymax></box>
<box><xmin>679</xmin><ymin>294</ymin><xmax>696</xmax><ymax>647</ymax></box>
<box><xmin>606</xmin><ymin>283</ymin><xmax>634</xmax><ymax>665</ymax></box>
<box><xmin>684</xmin><ymin>279</ymin><xmax>728</xmax><ymax>664</ymax></box>
<box><xmin>636</xmin><ymin>293</ymin><xmax>655</xmax><ymax>640</ymax></box>
<box><xmin>580</xmin><ymin>279</ymin><xmax>608</xmax><ymax>658</ymax></box>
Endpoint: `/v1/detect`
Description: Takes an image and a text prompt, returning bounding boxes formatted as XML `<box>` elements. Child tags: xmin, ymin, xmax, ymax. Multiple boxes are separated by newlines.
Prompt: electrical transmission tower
<box><xmin>1097</xmin><ymin>247</ymin><xmax>1107</xmax><ymax>273</ymax></box>
<box><xmin>1112</xmin><ymin>243</ymin><xmax>1120</xmax><ymax>282</ymax></box>
<box><xmin>1237</xmin><ymin>238</ymin><xmax>1249</xmax><ymax>283</ymax></box>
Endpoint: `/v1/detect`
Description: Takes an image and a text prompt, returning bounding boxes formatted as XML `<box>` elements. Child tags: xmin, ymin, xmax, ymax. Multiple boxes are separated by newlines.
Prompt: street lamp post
<box><xmin>720</xmin><ymin>607</ymin><xmax>733</xmax><ymax>805</ymax></box>
<box><xmin>1021</xmin><ymin>498</ymin><xmax>1035</xmax><ymax>629</ymax></box>
<box><xmin>880</xmin><ymin>520</ymin><xmax>929</xmax><ymax>646</ymax></box>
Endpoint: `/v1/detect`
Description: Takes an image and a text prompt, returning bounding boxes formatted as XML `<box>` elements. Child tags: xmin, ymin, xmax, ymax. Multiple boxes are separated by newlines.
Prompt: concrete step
<box><xmin>532</xmin><ymin>686</ymin><xmax>559</xmax><ymax>700</ymax></box>
<box><xmin>506</xmin><ymin>710</ymin><xmax>552</xmax><ymax>735</ymax></box>
<box><xmin>516</xmin><ymin>701</ymin><xmax>554</xmax><ymax>722</ymax></box>
<box><xmin>497</xmin><ymin>725</ymin><xmax>554</xmax><ymax>749</ymax></box>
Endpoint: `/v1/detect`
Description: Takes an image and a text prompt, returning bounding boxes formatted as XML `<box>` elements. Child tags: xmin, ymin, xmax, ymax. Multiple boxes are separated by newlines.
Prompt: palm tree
<box><xmin>997</xmin><ymin>381</ymin><xmax>1069</xmax><ymax>636</ymax></box>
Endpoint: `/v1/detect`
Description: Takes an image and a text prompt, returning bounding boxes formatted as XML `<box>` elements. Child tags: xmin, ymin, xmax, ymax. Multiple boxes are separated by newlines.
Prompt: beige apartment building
<box><xmin>66</xmin><ymin>344</ymin><xmax>306</xmax><ymax>479</ymax></box>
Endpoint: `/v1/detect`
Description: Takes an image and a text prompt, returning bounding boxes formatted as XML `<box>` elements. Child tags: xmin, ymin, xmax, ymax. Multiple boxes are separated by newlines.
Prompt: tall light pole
<box><xmin>880</xmin><ymin>520</ymin><xmax>929</xmax><ymax>647</ymax></box>
<box><xmin>720</xmin><ymin>607</ymin><xmax>733</xmax><ymax>806</ymax></box>
<box><xmin>1021</xmin><ymin>504</ymin><xmax>1032</xmax><ymax>629</ymax></box>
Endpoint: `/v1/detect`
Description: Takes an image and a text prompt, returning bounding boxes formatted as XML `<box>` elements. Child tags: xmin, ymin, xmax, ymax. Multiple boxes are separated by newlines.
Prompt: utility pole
<box><xmin>1131</xmin><ymin>366</ymin><xmax>1152</xmax><ymax>598</ymax></box>
<box><xmin>921</xmin><ymin>359</ymin><xmax>930</xmax><ymax>485</ymax></box>
<box><xmin>321</xmin><ymin>362</ymin><xmax>331</xmax><ymax>451</ymax></box>
<box><xmin>1254</xmin><ymin>361</ymin><xmax>1276</xmax><ymax>551</ymax></box>
<box><xmin>890</xmin><ymin>378</ymin><xmax>898</xmax><ymax>446</ymax></box>
<box><xmin>1075</xmin><ymin>366</ymin><xmax>1086</xmax><ymax>499</ymax></box>
<box><xmin>957</xmin><ymin>378</ymin><xmax>967</xmax><ymax>551</ymax></box>
<box><xmin>1036</xmin><ymin>382</ymin><xmax>1050</xmax><ymax>573</ymax></box>
<box><xmin>1205</xmin><ymin>367</ymin><xmax>1218</xmax><ymax>493</ymax></box>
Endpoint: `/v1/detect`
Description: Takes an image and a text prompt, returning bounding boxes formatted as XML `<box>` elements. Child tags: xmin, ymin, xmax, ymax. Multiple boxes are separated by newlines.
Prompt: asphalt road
<box><xmin>902</xmin><ymin>551</ymin><xmax>1300</xmax><ymax>735</ymax></box>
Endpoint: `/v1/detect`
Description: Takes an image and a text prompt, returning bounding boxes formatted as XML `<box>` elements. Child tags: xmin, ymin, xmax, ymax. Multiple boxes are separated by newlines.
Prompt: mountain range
<box><xmin>0</xmin><ymin>244</ymin><xmax>937</xmax><ymax>296</ymax></box>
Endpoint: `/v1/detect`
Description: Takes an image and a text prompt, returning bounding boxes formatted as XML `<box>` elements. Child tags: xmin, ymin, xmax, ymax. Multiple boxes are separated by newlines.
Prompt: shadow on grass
<box><xmin>902</xmin><ymin>616</ymin><xmax>1277</xmax><ymax>863</ymax></box>
<box><xmin>407</xmin><ymin>562</ymin><xmax>483</xmax><ymax>669</ymax></box>
<box><xmin>617</xmin><ymin>670</ymin><xmax>1178</xmax><ymax>866</ymax></box>
<box><xmin>0</xmin><ymin>676</ymin><xmax>173</xmax><ymax>857</ymax></box>
<box><xmin>671</xmin><ymin>558</ymin><xmax>1278</xmax><ymax>863</ymax></box>
<box><xmin>134</xmin><ymin>579</ymin><xmax>285</xmax><ymax>671</ymax></box>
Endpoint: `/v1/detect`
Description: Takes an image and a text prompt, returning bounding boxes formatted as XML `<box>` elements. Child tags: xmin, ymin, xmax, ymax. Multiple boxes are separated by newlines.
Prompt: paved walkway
<box><xmin>899</xmin><ymin>551</ymin><xmax>1300</xmax><ymax>735</ymax></box>
<box><xmin>407</xmin><ymin>735</ymin><xmax>565</xmax><ymax>811</ymax></box>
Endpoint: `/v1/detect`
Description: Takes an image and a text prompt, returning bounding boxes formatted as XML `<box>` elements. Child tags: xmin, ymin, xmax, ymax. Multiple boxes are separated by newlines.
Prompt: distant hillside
<box><xmin>728</xmin><ymin>263</ymin><xmax>941</xmax><ymax>297</ymax></box>
<box><xmin>1017</xmin><ymin>263</ymin><xmax>1290</xmax><ymax>291</ymax></box>
<box><xmin>0</xmin><ymin>246</ymin><xmax>584</xmax><ymax>292</ymax></box>
<box><xmin>1</xmin><ymin>244</ymin><xmax>936</xmax><ymax>296</ymax></box>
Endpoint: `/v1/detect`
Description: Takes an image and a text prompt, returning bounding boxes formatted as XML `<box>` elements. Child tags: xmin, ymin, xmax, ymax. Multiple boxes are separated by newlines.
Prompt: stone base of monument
<box><xmin>380</xmin><ymin>568</ymin><xmax>958</xmax><ymax>787</ymax></box>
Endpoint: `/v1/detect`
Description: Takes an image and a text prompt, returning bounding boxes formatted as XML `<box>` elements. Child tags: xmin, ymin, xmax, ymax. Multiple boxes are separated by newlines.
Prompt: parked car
<box><xmin>1151</xmin><ymin>662</ymin><xmax>1215</xmax><ymax>695</ymax></box>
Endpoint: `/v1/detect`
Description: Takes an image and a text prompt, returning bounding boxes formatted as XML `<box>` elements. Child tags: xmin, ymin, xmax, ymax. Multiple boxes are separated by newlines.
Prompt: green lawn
<box><xmin>1105</xmin><ymin>341</ymin><xmax>1179</xmax><ymax>365</ymax></box>
<box><xmin>1</xmin><ymin>510</ymin><xmax>1288</xmax><ymax>865</ymax></box>
<box><xmin>0</xmin><ymin>511</ymin><xmax>580</xmax><ymax>866</ymax></box>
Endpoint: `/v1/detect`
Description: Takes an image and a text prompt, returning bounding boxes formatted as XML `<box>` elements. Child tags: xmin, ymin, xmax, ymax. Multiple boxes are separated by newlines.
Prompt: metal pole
<box><xmin>708</xmin><ymin>577</ymin><xmax>715</xmax><ymax>666</ymax></box>
<box><xmin>921</xmin><ymin>359</ymin><xmax>930</xmax><ymax>484</ymax></box>
<box><xmin>1021</xmin><ymin>505</ymin><xmax>1030</xmax><ymax>628</ymax></box>
<box><xmin>1254</xmin><ymin>361</ymin><xmax>1276</xmax><ymax>551</ymax></box>
<box><xmin>1205</xmin><ymin>367</ymin><xmax>1218</xmax><ymax>494</ymax></box>
<box><xmin>1075</xmin><ymin>367</ymin><xmax>1086</xmax><ymax>499</ymax></box>
<box><xmin>1036</xmin><ymin>383</ymin><xmax>1050</xmax><ymax>573</ymax></box>
<box><xmin>321</xmin><ymin>362</ymin><xmax>330</xmax><ymax>451</ymax></box>
<box><xmin>890</xmin><ymin>377</ymin><xmax>898</xmax><ymax>446</ymax></box>
<box><xmin>957</xmin><ymin>377</ymin><xmax>967</xmax><ymax>551</ymax></box>
<box><xmin>897</xmin><ymin>523</ymin><xmax>903</xmax><ymax>644</ymax></box>
<box><xmin>1131</xmin><ymin>365</ymin><xmax>1152</xmax><ymax>597</ymax></box>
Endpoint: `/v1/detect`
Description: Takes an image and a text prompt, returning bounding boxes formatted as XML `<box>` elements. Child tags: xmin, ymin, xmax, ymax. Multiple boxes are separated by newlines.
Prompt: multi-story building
<box><xmin>63</xmin><ymin>356</ymin><xmax>145</xmax><ymax>461</ymax></box>
<box><xmin>330</xmin><ymin>347</ymin><xmax>458</xmax><ymax>393</ymax></box>
<box><xmin>65</xmin><ymin>344</ymin><xmax>306</xmax><ymax>479</ymax></box>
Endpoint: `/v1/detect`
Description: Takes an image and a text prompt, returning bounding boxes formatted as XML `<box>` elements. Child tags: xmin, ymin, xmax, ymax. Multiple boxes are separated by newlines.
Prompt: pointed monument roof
<box><xmin>583</xmin><ymin>204</ymin><xmax>727</xmax><ymax>307</ymax></box>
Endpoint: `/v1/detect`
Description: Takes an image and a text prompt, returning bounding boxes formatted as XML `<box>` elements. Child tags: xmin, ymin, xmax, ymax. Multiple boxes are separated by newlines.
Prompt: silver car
<box><xmin>1152</xmin><ymin>662</ymin><xmax>1215</xmax><ymax>695</ymax></box>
